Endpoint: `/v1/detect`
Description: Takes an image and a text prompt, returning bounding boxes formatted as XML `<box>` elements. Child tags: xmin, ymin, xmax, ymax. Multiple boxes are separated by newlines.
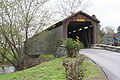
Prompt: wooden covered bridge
<box><xmin>26</xmin><ymin>11</ymin><xmax>100</xmax><ymax>56</ymax></box>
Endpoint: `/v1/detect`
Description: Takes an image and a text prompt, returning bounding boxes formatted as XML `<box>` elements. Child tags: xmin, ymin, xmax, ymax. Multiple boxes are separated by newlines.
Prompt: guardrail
<box><xmin>91</xmin><ymin>44</ymin><xmax>120</xmax><ymax>53</ymax></box>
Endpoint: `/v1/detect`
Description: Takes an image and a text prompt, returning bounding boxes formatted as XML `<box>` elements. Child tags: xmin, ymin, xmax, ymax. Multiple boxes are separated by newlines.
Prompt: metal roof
<box><xmin>46</xmin><ymin>11</ymin><xmax>100</xmax><ymax>31</ymax></box>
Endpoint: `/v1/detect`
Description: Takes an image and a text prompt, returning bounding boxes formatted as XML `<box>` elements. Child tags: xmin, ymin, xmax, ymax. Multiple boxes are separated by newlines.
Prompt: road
<box><xmin>81</xmin><ymin>48</ymin><xmax>120</xmax><ymax>80</ymax></box>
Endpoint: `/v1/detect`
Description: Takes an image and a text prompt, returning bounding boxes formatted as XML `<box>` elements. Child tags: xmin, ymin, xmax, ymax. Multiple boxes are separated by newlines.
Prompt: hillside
<box><xmin>0</xmin><ymin>57</ymin><xmax>106</xmax><ymax>80</ymax></box>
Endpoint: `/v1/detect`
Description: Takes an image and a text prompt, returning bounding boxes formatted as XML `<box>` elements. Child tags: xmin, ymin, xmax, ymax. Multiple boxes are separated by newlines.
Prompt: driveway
<box><xmin>81</xmin><ymin>48</ymin><xmax>120</xmax><ymax>80</ymax></box>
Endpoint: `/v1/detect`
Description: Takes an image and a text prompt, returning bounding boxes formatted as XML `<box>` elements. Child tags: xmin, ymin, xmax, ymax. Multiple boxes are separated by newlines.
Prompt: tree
<box><xmin>117</xmin><ymin>26</ymin><xmax>120</xmax><ymax>33</ymax></box>
<box><xmin>104</xmin><ymin>26</ymin><xmax>115</xmax><ymax>35</ymax></box>
<box><xmin>101</xmin><ymin>26</ymin><xmax>115</xmax><ymax>44</ymax></box>
<box><xmin>98</xmin><ymin>28</ymin><xmax>105</xmax><ymax>43</ymax></box>
<box><xmin>53</xmin><ymin>0</ymin><xmax>91</xmax><ymax>18</ymax></box>
<box><xmin>64</xmin><ymin>38</ymin><xmax>83</xmax><ymax>57</ymax></box>
<box><xmin>0</xmin><ymin>0</ymin><xmax>53</xmax><ymax>70</ymax></box>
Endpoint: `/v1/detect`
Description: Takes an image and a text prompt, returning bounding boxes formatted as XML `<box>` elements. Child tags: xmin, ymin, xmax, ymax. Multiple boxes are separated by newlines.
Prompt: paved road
<box><xmin>81</xmin><ymin>48</ymin><xmax>120</xmax><ymax>80</ymax></box>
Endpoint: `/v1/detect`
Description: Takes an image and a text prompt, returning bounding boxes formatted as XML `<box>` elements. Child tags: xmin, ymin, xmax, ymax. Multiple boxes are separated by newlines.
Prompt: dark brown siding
<box><xmin>27</xmin><ymin>25</ymin><xmax>63</xmax><ymax>55</ymax></box>
<box><xmin>62</xmin><ymin>13</ymin><xmax>99</xmax><ymax>44</ymax></box>
<box><xmin>27</xmin><ymin>12</ymin><xmax>99</xmax><ymax>55</ymax></box>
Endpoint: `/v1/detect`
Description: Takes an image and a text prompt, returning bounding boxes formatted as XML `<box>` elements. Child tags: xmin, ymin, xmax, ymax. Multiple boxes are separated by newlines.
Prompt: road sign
<box><xmin>117</xmin><ymin>33</ymin><xmax>120</xmax><ymax>36</ymax></box>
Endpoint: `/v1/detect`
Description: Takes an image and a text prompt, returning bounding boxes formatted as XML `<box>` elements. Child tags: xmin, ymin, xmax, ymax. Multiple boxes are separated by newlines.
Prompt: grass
<box><xmin>39</xmin><ymin>54</ymin><xmax>55</xmax><ymax>60</ymax></box>
<box><xmin>0</xmin><ymin>53</ymin><xmax>54</xmax><ymax>65</ymax></box>
<box><xmin>0</xmin><ymin>57</ymin><xmax>104</xmax><ymax>80</ymax></box>
<box><xmin>82</xmin><ymin>61</ymin><xmax>104</xmax><ymax>79</ymax></box>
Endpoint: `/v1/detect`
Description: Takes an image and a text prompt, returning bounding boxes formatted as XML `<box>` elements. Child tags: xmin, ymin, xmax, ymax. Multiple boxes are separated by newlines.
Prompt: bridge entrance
<box><xmin>67</xmin><ymin>21</ymin><xmax>93</xmax><ymax>47</ymax></box>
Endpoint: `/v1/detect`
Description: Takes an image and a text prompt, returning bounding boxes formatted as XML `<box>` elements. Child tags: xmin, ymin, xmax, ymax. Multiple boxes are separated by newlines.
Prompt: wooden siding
<box><xmin>62</xmin><ymin>13</ymin><xmax>99</xmax><ymax>44</ymax></box>
<box><xmin>26</xmin><ymin>25</ymin><xmax>63</xmax><ymax>55</ymax></box>
<box><xmin>26</xmin><ymin>11</ymin><xmax>100</xmax><ymax>55</ymax></box>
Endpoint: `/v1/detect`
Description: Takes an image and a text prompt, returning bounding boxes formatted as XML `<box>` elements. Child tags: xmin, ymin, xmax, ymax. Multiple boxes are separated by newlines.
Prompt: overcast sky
<box><xmin>50</xmin><ymin>0</ymin><xmax>120</xmax><ymax>31</ymax></box>
<box><xmin>87</xmin><ymin>0</ymin><xmax>120</xmax><ymax>31</ymax></box>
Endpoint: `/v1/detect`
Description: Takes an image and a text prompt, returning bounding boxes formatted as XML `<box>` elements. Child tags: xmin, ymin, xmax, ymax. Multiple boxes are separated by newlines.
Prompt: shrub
<box><xmin>63</xmin><ymin>54</ymin><xmax>85</xmax><ymax>80</ymax></box>
<box><xmin>64</xmin><ymin>38</ymin><xmax>84</xmax><ymax>57</ymax></box>
<box><xmin>56</xmin><ymin>39</ymin><xmax>63</xmax><ymax>47</ymax></box>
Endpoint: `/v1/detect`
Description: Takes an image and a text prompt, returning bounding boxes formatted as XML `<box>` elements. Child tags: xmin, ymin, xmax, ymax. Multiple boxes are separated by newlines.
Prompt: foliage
<box><xmin>56</xmin><ymin>39</ymin><xmax>63</xmax><ymax>47</ymax></box>
<box><xmin>0</xmin><ymin>57</ymin><xmax>104</xmax><ymax>80</ymax></box>
<box><xmin>117</xmin><ymin>26</ymin><xmax>120</xmax><ymax>33</ymax></box>
<box><xmin>64</xmin><ymin>38</ymin><xmax>83</xmax><ymax>57</ymax></box>
<box><xmin>98</xmin><ymin>28</ymin><xmax>105</xmax><ymax>44</ymax></box>
<box><xmin>63</xmin><ymin>54</ymin><xmax>85</xmax><ymax>80</ymax></box>
<box><xmin>104</xmin><ymin>26</ymin><xmax>115</xmax><ymax>35</ymax></box>
<box><xmin>99</xmin><ymin>26</ymin><xmax>115</xmax><ymax>44</ymax></box>
<box><xmin>0</xmin><ymin>0</ymin><xmax>53</xmax><ymax>70</ymax></box>
<box><xmin>0</xmin><ymin>53</ymin><xmax>14</xmax><ymax>64</ymax></box>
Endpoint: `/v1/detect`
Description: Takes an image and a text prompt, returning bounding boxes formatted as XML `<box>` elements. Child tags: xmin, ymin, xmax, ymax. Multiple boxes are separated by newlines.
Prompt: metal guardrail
<box><xmin>91</xmin><ymin>44</ymin><xmax>120</xmax><ymax>53</ymax></box>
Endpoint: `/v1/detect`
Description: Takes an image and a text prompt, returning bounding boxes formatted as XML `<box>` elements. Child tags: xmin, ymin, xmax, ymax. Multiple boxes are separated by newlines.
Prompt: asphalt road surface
<box><xmin>81</xmin><ymin>48</ymin><xmax>120</xmax><ymax>80</ymax></box>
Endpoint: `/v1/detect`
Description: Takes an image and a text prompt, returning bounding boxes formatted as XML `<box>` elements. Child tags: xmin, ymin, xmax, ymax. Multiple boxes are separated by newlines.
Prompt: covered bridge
<box><xmin>26</xmin><ymin>11</ymin><xmax>100</xmax><ymax>56</ymax></box>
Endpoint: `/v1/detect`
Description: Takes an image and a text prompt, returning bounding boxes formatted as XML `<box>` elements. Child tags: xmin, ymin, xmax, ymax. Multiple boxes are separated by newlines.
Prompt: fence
<box><xmin>91</xmin><ymin>44</ymin><xmax>120</xmax><ymax>53</ymax></box>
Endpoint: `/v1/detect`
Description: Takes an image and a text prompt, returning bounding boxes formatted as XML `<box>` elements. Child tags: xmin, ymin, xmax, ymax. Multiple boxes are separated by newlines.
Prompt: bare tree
<box><xmin>53</xmin><ymin>0</ymin><xmax>91</xmax><ymax>18</ymax></box>
<box><xmin>0</xmin><ymin>0</ymin><xmax>53</xmax><ymax>70</ymax></box>
<box><xmin>104</xmin><ymin>26</ymin><xmax>115</xmax><ymax>35</ymax></box>
<box><xmin>117</xmin><ymin>26</ymin><xmax>120</xmax><ymax>33</ymax></box>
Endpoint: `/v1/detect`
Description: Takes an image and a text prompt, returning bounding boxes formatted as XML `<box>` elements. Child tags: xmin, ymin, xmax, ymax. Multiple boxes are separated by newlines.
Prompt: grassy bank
<box><xmin>0</xmin><ymin>57</ymin><xmax>105</xmax><ymax>80</ymax></box>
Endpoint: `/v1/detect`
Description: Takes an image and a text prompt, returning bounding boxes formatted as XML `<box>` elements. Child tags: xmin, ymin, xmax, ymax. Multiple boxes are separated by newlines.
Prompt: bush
<box><xmin>64</xmin><ymin>38</ymin><xmax>84</xmax><ymax>57</ymax></box>
<box><xmin>63</xmin><ymin>54</ymin><xmax>85</xmax><ymax>80</ymax></box>
<box><xmin>56</xmin><ymin>39</ymin><xmax>63</xmax><ymax>47</ymax></box>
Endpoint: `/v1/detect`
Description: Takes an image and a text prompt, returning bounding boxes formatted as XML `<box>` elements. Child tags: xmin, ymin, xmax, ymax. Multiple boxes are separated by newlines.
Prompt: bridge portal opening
<box><xmin>67</xmin><ymin>21</ymin><xmax>93</xmax><ymax>47</ymax></box>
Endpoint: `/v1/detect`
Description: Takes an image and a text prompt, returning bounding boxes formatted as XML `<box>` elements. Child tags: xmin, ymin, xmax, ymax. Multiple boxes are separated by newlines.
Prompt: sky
<box><xmin>50</xmin><ymin>0</ymin><xmax>120</xmax><ymax>32</ymax></box>
<box><xmin>86</xmin><ymin>0</ymin><xmax>120</xmax><ymax>32</ymax></box>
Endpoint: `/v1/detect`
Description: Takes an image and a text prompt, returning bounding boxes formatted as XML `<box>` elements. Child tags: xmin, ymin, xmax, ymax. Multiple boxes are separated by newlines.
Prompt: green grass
<box><xmin>82</xmin><ymin>61</ymin><xmax>103</xmax><ymax>79</ymax></box>
<box><xmin>0</xmin><ymin>57</ymin><xmax>103</xmax><ymax>80</ymax></box>
<box><xmin>0</xmin><ymin>53</ymin><xmax>54</xmax><ymax>64</ymax></box>
<box><xmin>39</xmin><ymin>54</ymin><xmax>55</xmax><ymax>60</ymax></box>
